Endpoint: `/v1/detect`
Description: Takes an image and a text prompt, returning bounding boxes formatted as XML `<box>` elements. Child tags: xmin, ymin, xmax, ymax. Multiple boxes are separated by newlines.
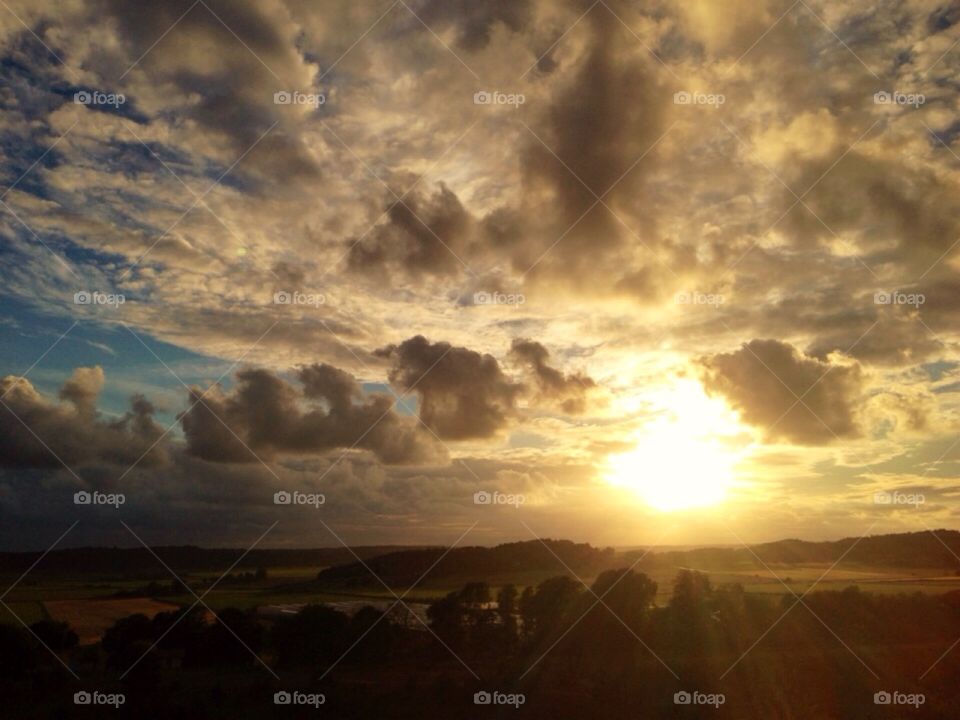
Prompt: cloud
<box><xmin>179</xmin><ymin>364</ymin><xmax>446</xmax><ymax>465</ymax></box>
<box><xmin>509</xmin><ymin>338</ymin><xmax>595</xmax><ymax>413</ymax></box>
<box><xmin>511</xmin><ymin>3</ymin><xmax>671</xmax><ymax>293</ymax></box>
<box><xmin>346</xmin><ymin>183</ymin><xmax>475</xmax><ymax>278</ymax></box>
<box><xmin>58</xmin><ymin>365</ymin><xmax>104</xmax><ymax>416</ymax></box>
<box><xmin>412</xmin><ymin>0</ymin><xmax>533</xmax><ymax>51</ymax></box>
<box><xmin>776</xmin><ymin>149</ymin><xmax>960</xmax><ymax>272</ymax></box>
<box><xmin>376</xmin><ymin>335</ymin><xmax>523</xmax><ymax>440</ymax></box>
<box><xmin>699</xmin><ymin>340</ymin><xmax>864</xmax><ymax>444</ymax></box>
<box><xmin>98</xmin><ymin>0</ymin><xmax>323</xmax><ymax>184</ymax></box>
<box><xmin>862</xmin><ymin>389</ymin><xmax>932</xmax><ymax>439</ymax></box>
<box><xmin>807</xmin><ymin>311</ymin><xmax>944</xmax><ymax>368</ymax></box>
<box><xmin>0</xmin><ymin>368</ymin><xmax>167</xmax><ymax>469</ymax></box>
<box><xmin>337</xmin><ymin>0</ymin><xmax>678</xmax><ymax>299</ymax></box>
<box><xmin>1</xmin><ymin>0</ymin><xmax>960</xmax><ymax>547</ymax></box>
<box><xmin>677</xmin><ymin>0</ymin><xmax>782</xmax><ymax>56</ymax></box>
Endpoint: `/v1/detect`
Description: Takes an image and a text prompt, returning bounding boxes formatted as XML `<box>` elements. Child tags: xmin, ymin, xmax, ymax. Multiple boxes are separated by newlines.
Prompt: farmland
<box><xmin>4</xmin><ymin>550</ymin><xmax>960</xmax><ymax>646</ymax></box>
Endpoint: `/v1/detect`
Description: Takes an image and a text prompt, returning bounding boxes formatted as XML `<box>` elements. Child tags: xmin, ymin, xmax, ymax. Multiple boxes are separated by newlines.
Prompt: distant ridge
<box><xmin>0</xmin><ymin>545</ymin><xmax>423</xmax><ymax>577</ymax></box>
<box><xmin>2</xmin><ymin>530</ymin><xmax>958</xmax><ymax>580</ymax></box>
<box><xmin>315</xmin><ymin>539</ymin><xmax>616</xmax><ymax>588</ymax></box>
<box><xmin>645</xmin><ymin>529</ymin><xmax>960</xmax><ymax>569</ymax></box>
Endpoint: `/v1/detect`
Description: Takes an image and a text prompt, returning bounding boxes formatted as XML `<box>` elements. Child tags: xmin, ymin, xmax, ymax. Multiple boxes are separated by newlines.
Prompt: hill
<box><xmin>314</xmin><ymin>539</ymin><xmax>617</xmax><ymax>589</ymax></box>
<box><xmin>2</xmin><ymin>530</ymin><xmax>958</xmax><ymax>585</ymax></box>
<box><xmin>0</xmin><ymin>545</ymin><xmax>420</xmax><ymax>578</ymax></box>
<box><xmin>645</xmin><ymin>529</ymin><xmax>960</xmax><ymax>569</ymax></box>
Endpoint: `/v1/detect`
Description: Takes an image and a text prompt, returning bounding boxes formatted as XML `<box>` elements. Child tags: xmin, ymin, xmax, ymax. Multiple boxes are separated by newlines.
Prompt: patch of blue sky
<box><xmin>0</xmin><ymin>295</ymin><xmax>235</xmax><ymax>428</ymax></box>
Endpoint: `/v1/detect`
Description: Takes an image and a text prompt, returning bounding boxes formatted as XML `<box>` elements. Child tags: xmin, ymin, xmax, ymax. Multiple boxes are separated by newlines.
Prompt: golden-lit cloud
<box><xmin>0</xmin><ymin>0</ymin><xmax>958</xmax><ymax>545</ymax></box>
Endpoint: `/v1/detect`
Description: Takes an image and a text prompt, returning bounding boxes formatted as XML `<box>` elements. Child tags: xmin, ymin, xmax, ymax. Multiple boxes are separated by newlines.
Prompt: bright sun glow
<box><xmin>606</xmin><ymin>379</ymin><xmax>747</xmax><ymax>512</ymax></box>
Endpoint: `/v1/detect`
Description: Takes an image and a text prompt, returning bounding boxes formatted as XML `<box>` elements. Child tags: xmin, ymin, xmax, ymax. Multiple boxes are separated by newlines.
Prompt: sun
<box><xmin>605</xmin><ymin>379</ymin><xmax>746</xmax><ymax>511</ymax></box>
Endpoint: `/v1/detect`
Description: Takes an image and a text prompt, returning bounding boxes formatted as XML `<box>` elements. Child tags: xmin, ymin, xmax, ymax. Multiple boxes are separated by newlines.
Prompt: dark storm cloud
<box><xmin>516</xmin><ymin>3</ymin><xmax>669</xmax><ymax>286</ymax></box>
<box><xmin>346</xmin><ymin>183</ymin><xmax>474</xmax><ymax>278</ymax></box>
<box><xmin>0</xmin><ymin>368</ymin><xmax>167</xmax><ymax>468</ymax></box>
<box><xmin>179</xmin><ymin>364</ymin><xmax>446</xmax><ymax>465</ymax></box>
<box><xmin>699</xmin><ymin>339</ymin><xmax>864</xmax><ymax>445</ymax></box>
<box><xmin>509</xmin><ymin>338</ymin><xmax>596</xmax><ymax>413</ymax></box>
<box><xmin>375</xmin><ymin>335</ymin><xmax>523</xmax><ymax>440</ymax></box>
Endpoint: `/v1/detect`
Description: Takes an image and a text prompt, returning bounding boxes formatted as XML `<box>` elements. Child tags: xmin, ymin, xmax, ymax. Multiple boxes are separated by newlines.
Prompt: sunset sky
<box><xmin>1</xmin><ymin>0</ymin><xmax>958</xmax><ymax>550</ymax></box>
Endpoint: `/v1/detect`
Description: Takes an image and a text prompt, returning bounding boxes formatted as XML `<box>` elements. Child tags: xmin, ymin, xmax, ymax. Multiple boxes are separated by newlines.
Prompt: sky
<box><xmin>0</xmin><ymin>0</ymin><xmax>959</xmax><ymax>551</ymax></box>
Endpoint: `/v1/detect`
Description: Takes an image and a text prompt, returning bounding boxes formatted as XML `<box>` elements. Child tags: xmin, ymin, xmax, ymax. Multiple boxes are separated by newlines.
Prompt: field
<box><xmin>644</xmin><ymin>562</ymin><xmax>960</xmax><ymax>598</ymax></box>
<box><xmin>44</xmin><ymin>597</ymin><xmax>181</xmax><ymax>644</ymax></box>
<box><xmin>3</xmin><ymin>558</ymin><xmax>960</xmax><ymax>645</ymax></box>
<box><xmin>0</xmin><ymin>565</ymin><xmax>432</xmax><ymax>639</ymax></box>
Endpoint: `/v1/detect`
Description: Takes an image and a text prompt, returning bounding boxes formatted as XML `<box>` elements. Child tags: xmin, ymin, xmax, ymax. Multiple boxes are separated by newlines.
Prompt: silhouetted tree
<box><xmin>102</xmin><ymin>613</ymin><xmax>153</xmax><ymax>655</ymax></box>
<box><xmin>670</xmin><ymin>569</ymin><xmax>712</xmax><ymax>614</ymax></box>
<box><xmin>591</xmin><ymin>569</ymin><xmax>658</xmax><ymax>630</ymax></box>
<box><xmin>272</xmin><ymin>604</ymin><xmax>349</xmax><ymax>668</ymax></box>
<box><xmin>497</xmin><ymin>584</ymin><xmax>519</xmax><ymax>638</ymax></box>
<box><xmin>520</xmin><ymin>576</ymin><xmax>582</xmax><ymax>639</ymax></box>
<box><xmin>497</xmin><ymin>584</ymin><xmax>518</xmax><ymax>618</ymax></box>
<box><xmin>0</xmin><ymin>624</ymin><xmax>38</xmax><ymax>677</ymax></box>
<box><xmin>185</xmin><ymin>607</ymin><xmax>263</xmax><ymax>667</ymax></box>
<box><xmin>347</xmin><ymin>606</ymin><xmax>401</xmax><ymax>661</ymax></box>
<box><xmin>428</xmin><ymin>582</ymin><xmax>495</xmax><ymax>648</ymax></box>
<box><xmin>29</xmin><ymin>619</ymin><xmax>78</xmax><ymax>651</ymax></box>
